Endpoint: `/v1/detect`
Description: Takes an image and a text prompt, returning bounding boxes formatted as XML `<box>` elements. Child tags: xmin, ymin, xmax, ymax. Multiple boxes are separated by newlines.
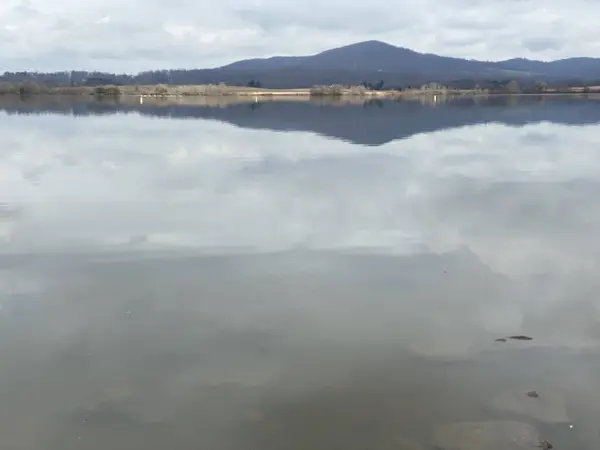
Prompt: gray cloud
<box><xmin>1</xmin><ymin>0</ymin><xmax>600</xmax><ymax>71</ymax></box>
<box><xmin>522</xmin><ymin>37</ymin><xmax>563</xmax><ymax>53</ymax></box>
<box><xmin>233</xmin><ymin>5</ymin><xmax>416</xmax><ymax>35</ymax></box>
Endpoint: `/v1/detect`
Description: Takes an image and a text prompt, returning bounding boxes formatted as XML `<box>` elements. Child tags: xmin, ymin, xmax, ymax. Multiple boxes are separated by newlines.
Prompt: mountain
<box><xmin>216</xmin><ymin>40</ymin><xmax>600</xmax><ymax>85</ymax></box>
<box><xmin>3</xmin><ymin>40</ymin><xmax>600</xmax><ymax>88</ymax></box>
<box><xmin>494</xmin><ymin>56</ymin><xmax>600</xmax><ymax>78</ymax></box>
<box><xmin>222</xmin><ymin>40</ymin><xmax>490</xmax><ymax>75</ymax></box>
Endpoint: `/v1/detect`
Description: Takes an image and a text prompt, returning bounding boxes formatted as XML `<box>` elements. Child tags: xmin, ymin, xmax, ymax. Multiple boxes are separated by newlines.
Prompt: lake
<box><xmin>1</xmin><ymin>95</ymin><xmax>600</xmax><ymax>450</ymax></box>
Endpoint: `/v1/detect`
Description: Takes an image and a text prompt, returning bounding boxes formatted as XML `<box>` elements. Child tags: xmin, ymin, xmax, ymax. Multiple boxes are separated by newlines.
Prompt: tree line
<box><xmin>2</xmin><ymin>69</ymin><xmax>599</xmax><ymax>95</ymax></box>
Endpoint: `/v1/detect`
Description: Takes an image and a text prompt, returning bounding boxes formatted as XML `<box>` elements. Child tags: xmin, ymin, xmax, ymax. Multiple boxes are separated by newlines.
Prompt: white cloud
<box><xmin>1</xmin><ymin>0</ymin><xmax>600</xmax><ymax>71</ymax></box>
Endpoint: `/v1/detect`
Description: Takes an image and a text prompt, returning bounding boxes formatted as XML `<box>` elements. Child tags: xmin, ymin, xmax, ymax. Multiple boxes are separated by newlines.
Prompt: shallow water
<box><xmin>1</xmin><ymin>96</ymin><xmax>600</xmax><ymax>449</ymax></box>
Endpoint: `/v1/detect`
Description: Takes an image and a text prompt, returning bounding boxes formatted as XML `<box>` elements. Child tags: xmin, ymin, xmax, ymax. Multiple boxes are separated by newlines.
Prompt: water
<box><xmin>1</xmin><ymin>95</ymin><xmax>600</xmax><ymax>449</ymax></box>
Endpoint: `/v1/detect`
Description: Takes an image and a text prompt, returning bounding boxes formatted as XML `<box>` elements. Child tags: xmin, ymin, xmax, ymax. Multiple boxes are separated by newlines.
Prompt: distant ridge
<box><xmin>2</xmin><ymin>40</ymin><xmax>600</xmax><ymax>88</ymax></box>
<box><xmin>218</xmin><ymin>40</ymin><xmax>600</xmax><ymax>80</ymax></box>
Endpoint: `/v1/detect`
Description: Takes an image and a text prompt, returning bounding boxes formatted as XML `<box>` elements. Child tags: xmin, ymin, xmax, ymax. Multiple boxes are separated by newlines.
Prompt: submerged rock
<box><xmin>494</xmin><ymin>336</ymin><xmax>533</xmax><ymax>342</ymax></box>
<box><xmin>491</xmin><ymin>388</ymin><xmax>569</xmax><ymax>423</ymax></box>
<box><xmin>432</xmin><ymin>420</ymin><xmax>540</xmax><ymax>450</ymax></box>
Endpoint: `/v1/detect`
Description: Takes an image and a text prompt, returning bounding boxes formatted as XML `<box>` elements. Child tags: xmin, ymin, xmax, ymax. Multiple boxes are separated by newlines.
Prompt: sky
<box><xmin>1</xmin><ymin>0</ymin><xmax>600</xmax><ymax>72</ymax></box>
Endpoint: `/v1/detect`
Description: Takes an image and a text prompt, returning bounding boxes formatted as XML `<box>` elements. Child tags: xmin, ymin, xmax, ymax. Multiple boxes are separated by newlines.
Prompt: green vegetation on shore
<box><xmin>0</xmin><ymin>80</ymin><xmax>598</xmax><ymax>98</ymax></box>
<box><xmin>0</xmin><ymin>81</ymin><xmax>481</xmax><ymax>98</ymax></box>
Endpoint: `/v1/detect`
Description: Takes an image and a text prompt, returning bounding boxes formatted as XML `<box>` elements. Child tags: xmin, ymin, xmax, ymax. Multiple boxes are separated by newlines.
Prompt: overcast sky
<box><xmin>1</xmin><ymin>0</ymin><xmax>600</xmax><ymax>72</ymax></box>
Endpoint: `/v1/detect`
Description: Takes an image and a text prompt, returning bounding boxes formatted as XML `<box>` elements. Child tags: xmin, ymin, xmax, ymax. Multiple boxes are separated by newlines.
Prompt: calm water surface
<box><xmin>1</xmin><ymin>97</ymin><xmax>600</xmax><ymax>450</ymax></box>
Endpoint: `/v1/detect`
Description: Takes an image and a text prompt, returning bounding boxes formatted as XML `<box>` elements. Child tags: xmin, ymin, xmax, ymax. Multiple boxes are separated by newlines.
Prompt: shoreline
<box><xmin>2</xmin><ymin>81</ymin><xmax>600</xmax><ymax>98</ymax></box>
<box><xmin>1</xmin><ymin>89</ymin><xmax>597</xmax><ymax>101</ymax></box>
<box><xmin>0</xmin><ymin>84</ymin><xmax>482</xmax><ymax>98</ymax></box>
<box><xmin>1</xmin><ymin>90</ymin><xmax>598</xmax><ymax>110</ymax></box>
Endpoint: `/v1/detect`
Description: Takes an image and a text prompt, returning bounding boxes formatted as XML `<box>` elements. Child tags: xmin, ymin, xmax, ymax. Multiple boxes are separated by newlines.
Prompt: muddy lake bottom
<box><xmin>1</xmin><ymin>252</ymin><xmax>598</xmax><ymax>450</ymax></box>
